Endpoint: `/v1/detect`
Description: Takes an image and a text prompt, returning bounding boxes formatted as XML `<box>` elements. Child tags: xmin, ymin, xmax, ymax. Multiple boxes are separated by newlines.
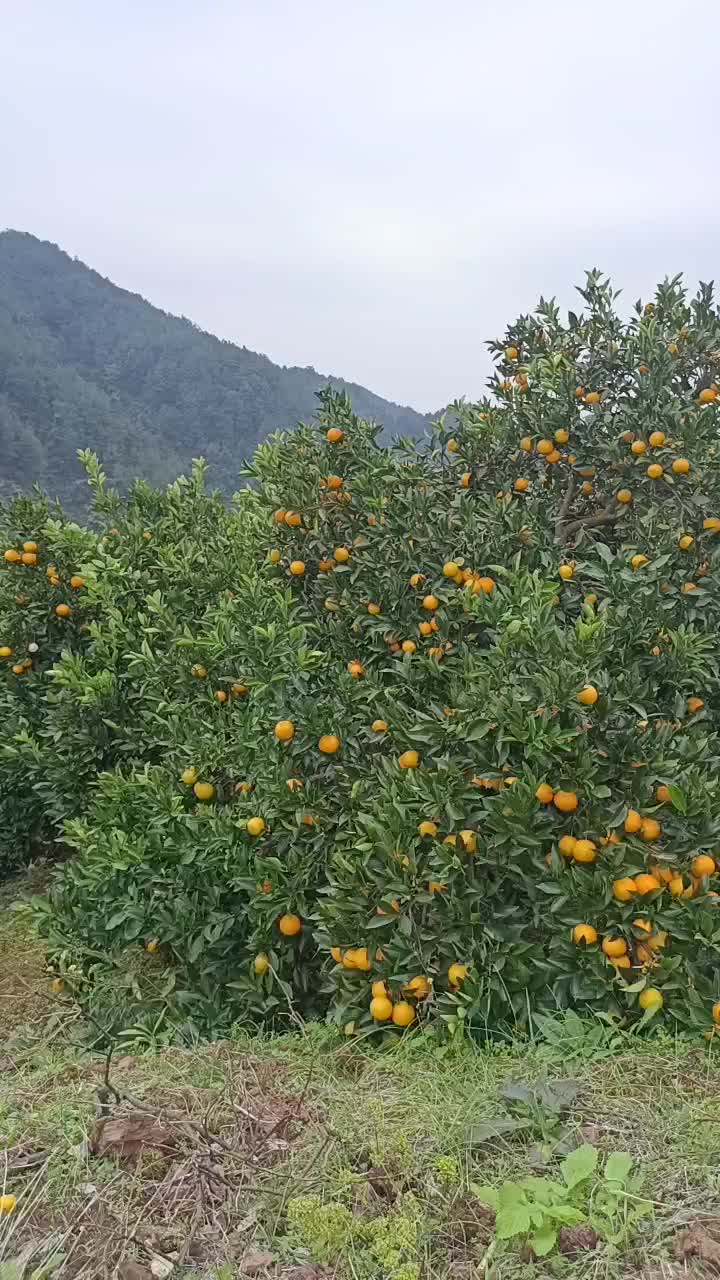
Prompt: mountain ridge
<box><xmin>0</xmin><ymin>230</ymin><xmax>428</xmax><ymax>509</ymax></box>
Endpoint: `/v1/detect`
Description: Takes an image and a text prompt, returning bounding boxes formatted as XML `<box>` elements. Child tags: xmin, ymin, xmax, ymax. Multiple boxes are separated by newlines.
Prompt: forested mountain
<box><xmin>0</xmin><ymin>231</ymin><xmax>427</xmax><ymax>510</ymax></box>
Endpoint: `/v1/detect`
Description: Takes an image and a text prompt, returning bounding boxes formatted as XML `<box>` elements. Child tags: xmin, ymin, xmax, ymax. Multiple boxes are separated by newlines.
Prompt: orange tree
<box><xmin>16</xmin><ymin>271</ymin><xmax>720</xmax><ymax>1040</ymax></box>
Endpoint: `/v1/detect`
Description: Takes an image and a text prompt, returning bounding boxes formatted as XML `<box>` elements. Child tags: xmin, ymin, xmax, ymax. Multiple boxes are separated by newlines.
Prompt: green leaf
<box><xmin>468</xmin><ymin>1117</ymin><xmax>531</xmax><ymax>1143</ymax></box>
<box><xmin>667</xmin><ymin>785</ymin><xmax>687</xmax><ymax>814</ymax></box>
<box><xmin>561</xmin><ymin>1143</ymin><xmax>598</xmax><ymax>1189</ymax></box>
<box><xmin>603</xmin><ymin>1152</ymin><xmax>633</xmax><ymax>1185</ymax></box>
<box><xmin>496</xmin><ymin>1202</ymin><xmax>531</xmax><ymax>1240</ymax></box>
<box><xmin>530</xmin><ymin>1224</ymin><xmax>558</xmax><ymax>1256</ymax></box>
<box><xmin>472</xmin><ymin>1184</ymin><xmax>499</xmax><ymax>1209</ymax></box>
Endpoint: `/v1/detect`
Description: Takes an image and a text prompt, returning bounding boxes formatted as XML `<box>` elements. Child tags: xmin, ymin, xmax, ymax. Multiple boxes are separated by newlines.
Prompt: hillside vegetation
<box><xmin>1</xmin><ymin>271</ymin><xmax>720</xmax><ymax>1048</ymax></box>
<box><xmin>0</xmin><ymin>230</ymin><xmax>426</xmax><ymax>510</ymax></box>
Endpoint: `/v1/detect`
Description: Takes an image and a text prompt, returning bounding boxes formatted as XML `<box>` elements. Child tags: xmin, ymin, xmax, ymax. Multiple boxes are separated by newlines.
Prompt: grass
<box><xmin>2</xmin><ymin>872</ymin><xmax>720</xmax><ymax>1277</ymax></box>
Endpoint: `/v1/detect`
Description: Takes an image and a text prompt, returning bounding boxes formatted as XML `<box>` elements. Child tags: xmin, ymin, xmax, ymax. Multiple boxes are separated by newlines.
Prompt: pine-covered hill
<box><xmin>0</xmin><ymin>231</ymin><xmax>428</xmax><ymax>511</ymax></box>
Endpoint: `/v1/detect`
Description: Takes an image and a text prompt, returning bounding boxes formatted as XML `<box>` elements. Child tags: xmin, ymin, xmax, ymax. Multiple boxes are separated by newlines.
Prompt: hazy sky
<box><xmin>2</xmin><ymin>1</ymin><xmax>719</xmax><ymax>410</ymax></box>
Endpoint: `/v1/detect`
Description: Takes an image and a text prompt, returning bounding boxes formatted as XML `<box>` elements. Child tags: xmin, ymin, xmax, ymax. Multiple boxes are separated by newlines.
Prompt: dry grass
<box><xmin>2</xmin><ymin>871</ymin><xmax>720</xmax><ymax>1278</ymax></box>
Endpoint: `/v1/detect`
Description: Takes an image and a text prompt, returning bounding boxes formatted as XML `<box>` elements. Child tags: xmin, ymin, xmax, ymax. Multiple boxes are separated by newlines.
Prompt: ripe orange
<box><xmin>285</xmin><ymin>511</ymin><xmax>302</xmax><ymax>527</ymax></box>
<box><xmin>448</xmin><ymin>963</ymin><xmax>469</xmax><ymax>988</ymax></box>
<box><xmin>682</xmin><ymin>582</ymin><xmax>698</xmax><ymax>594</ymax></box>
<box><xmin>11</xmin><ymin>664</ymin><xmax>25</xmax><ymax>676</ymax></box>
<box><xmin>640</xmin><ymin>817</ymin><xmax>661</xmax><ymax>842</ymax></box>
<box><xmin>404</xmin><ymin>976</ymin><xmax>432</xmax><ymax>1000</ymax></box>
<box><xmin>367</xmin><ymin>602</ymin><xmax>381</xmax><ymax>615</ymax></box>
<box><xmin>289</xmin><ymin>560</ymin><xmax>305</xmax><ymax>576</ymax></box>
<box><xmin>398</xmin><ymin>750</ymin><xmax>420</xmax><ymax>769</ymax></box>
<box><xmin>254</xmin><ymin>953</ymin><xmax>270</xmax><ymax>976</ymax></box>
<box><xmin>409</xmin><ymin>573</ymin><xmax>424</xmax><ymax>587</ymax></box>
<box><xmin>672</xmin><ymin>458</ymin><xmax>690</xmax><ymax>474</ymax></box>
<box><xmin>668</xmin><ymin>876</ymin><xmax>684</xmax><ymax>897</ymax></box>
<box><xmin>460</xmin><ymin>472</ymin><xmax>472</xmax><ymax>488</ymax></box>
<box><xmin>232</xmin><ymin>683</ymin><xmax>249</xmax><ymax>698</ymax></box>
<box><xmin>648</xmin><ymin>430</ymin><xmax>666</xmax><ymax>447</ymax></box>
<box><xmin>554</xmin><ymin>791</ymin><xmax>578</xmax><ymax>813</ymax></box>
<box><xmin>392</xmin><ymin>1001</ymin><xmax>416</xmax><ymax>1028</ymax></box>
<box><xmin>334</xmin><ymin>546</ymin><xmax>350</xmax><ymax>563</ymax></box>
<box><xmin>428</xmin><ymin>881</ymin><xmax>446</xmax><ymax>894</ymax></box>
<box><xmin>633</xmin><ymin>919</ymin><xmax>652</xmax><ymax>934</ymax></box>
<box><xmin>631</xmin><ymin>440</ymin><xmax>647</xmax><ymax>456</ymax></box>
<box><xmin>325</xmin><ymin>474</ymin><xmax>343</xmax><ymax>490</ymax></box>
<box><xmin>616</xmin><ymin>489</ymin><xmax>632</xmax><ymax>504</ymax></box>
<box><xmin>656</xmin><ymin>785</ymin><xmax>671</xmax><ymax>804</ymax></box>
<box><xmin>319</xmin><ymin>734</ymin><xmax>341</xmax><ymax>754</ymax></box>
<box><xmin>193</xmin><ymin>781</ymin><xmax>216</xmax><ymax>802</ymax></box>
<box><xmin>423</xmin><ymin>594</ymin><xmax>439</xmax><ymax>611</ymax></box>
<box><xmin>279</xmin><ymin>913</ymin><xmax>302</xmax><ymax>937</ymax></box>
<box><xmin>473</xmin><ymin>576</ymin><xmax>496</xmax><ymax>594</ymax></box>
<box><xmin>274</xmin><ymin>719</ymin><xmax>295</xmax><ymax>742</ymax></box>
<box><xmin>555</xmin><ymin>429</ymin><xmax>570</xmax><ymax>444</ymax></box>
<box><xmin>635</xmin><ymin>874</ymin><xmax>661</xmax><ymax>895</ymax></box>
<box><xmin>572</xmin><ymin>839</ymin><xmax>597</xmax><ymax>863</ymax></box>
<box><xmin>558</xmin><ymin>835</ymin><xmax>577</xmax><ymax>858</ymax></box>
<box><xmin>0</xmin><ymin>646</ymin><xmax>12</xmax><ymax>659</ymax></box>
<box><xmin>537</xmin><ymin>439</ymin><xmax>553</xmax><ymax>455</ymax></box>
<box><xmin>514</xmin><ymin>478</ymin><xmax>529</xmax><ymax>493</ymax></box>
<box><xmin>678</xmin><ymin>535</ymin><xmax>694</xmax><ymax>550</ymax></box>
<box><xmin>418</xmin><ymin>820</ymin><xmax>438</xmax><ymax>838</ymax></box>
<box><xmin>520</xmin><ymin>436</ymin><xmax>533</xmax><ymax>452</ymax></box>
<box><xmin>703</xmin><ymin>518</ymin><xmax>720</xmax><ymax>532</ymax></box>
<box><xmin>602</xmin><ymin>937</ymin><xmax>627</xmax><ymax>958</ymax></box>
<box><xmin>699</xmin><ymin>387</ymin><xmax>718</xmax><ymax>404</ymax></box>
<box><xmin>575</xmin><ymin>386</ymin><xmax>585</xmax><ymax>398</ymax></box>
<box><xmin>505</xmin><ymin>345</ymin><xmax>518</xmax><ymax>360</ymax></box>
<box><xmin>69</xmin><ymin>575</ymin><xmax>85</xmax><ymax>589</ymax></box>
<box><xmin>613</xmin><ymin>877</ymin><xmax>637</xmax><ymax>901</ymax></box>
<box><xmin>577</xmin><ymin>685</ymin><xmax>599</xmax><ymax>706</ymax></box>
<box><xmin>559</xmin><ymin>564</ymin><xmax>574</xmax><ymax>581</ymax></box>
<box><xmin>624</xmin><ymin>809</ymin><xmax>643</xmax><ymax>834</ymax></box>
<box><xmin>348</xmin><ymin>659</ymin><xmax>366</xmax><ymax>676</ymax></box>
<box><xmin>447</xmin><ymin>439</ymin><xmax>459</xmax><ymax>453</ymax></box>
<box><xmin>647</xmin><ymin>463</ymin><xmax>664</xmax><ymax>479</ymax></box>
<box><xmin>631</xmin><ymin>554</ymin><xmax>649</xmax><ymax>569</ymax></box>
<box><xmin>639</xmin><ymin>988</ymin><xmax>663</xmax><ymax>1011</ymax></box>
<box><xmin>3</xmin><ymin>549</ymin><xmax>21</xmax><ymax>563</ymax></box>
<box><xmin>581</xmin><ymin>481</ymin><xmax>593</xmax><ymax>496</ymax></box>
<box><xmin>327</xmin><ymin>426</ymin><xmax>344</xmax><ymax>443</ymax></box>
<box><xmin>372</xmin><ymin>719</ymin><xmax>388</xmax><ymax>733</ymax></box>
<box><xmin>535</xmin><ymin>783</ymin><xmax>554</xmax><ymax>805</ymax></box>
<box><xmin>146</xmin><ymin>939</ymin><xmax>160</xmax><ymax>953</ymax></box>
<box><xmin>692</xmin><ymin>855</ymin><xmax>716</xmax><ymax>878</ymax></box>
<box><xmin>55</xmin><ymin>603</ymin><xmax>72</xmax><ymax>618</ymax></box>
<box><xmin>688</xmin><ymin>697</ymin><xmax>705</xmax><ymax>714</ymax></box>
<box><xmin>370</xmin><ymin>995</ymin><xmax>393</xmax><ymax>1022</ymax></box>
<box><xmin>247</xmin><ymin>816</ymin><xmax>266</xmax><ymax>836</ymax></box>
<box><xmin>459</xmin><ymin>830</ymin><xmax>477</xmax><ymax>853</ymax></box>
<box><xmin>181</xmin><ymin>767</ymin><xmax>198</xmax><ymax>786</ymax></box>
<box><xmin>318</xmin><ymin>559</ymin><xmax>335</xmax><ymax>573</ymax></box>
<box><xmin>713</xmin><ymin>1002</ymin><xmax>720</xmax><ymax>1024</ymax></box>
<box><xmin>401</xmin><ymin>640</ymin><xmax>416</xmax><ymax>655</ymax></box>
<box><xmin>573</xmin><ymin>924</ymin><xmax>598</xmax><ymax>945</ymax></box>
<box><xmin>585</xmin><ymin>391</ymin><xmax>601</xmax><ymax>405</ymax></box>
<box><xmin>546</xmin><ymin>449</ymin><xmax>562</xmax><ymax>464</ymax></box>
<box><xmin>442</xmin><ymin>560</ymin><xmax>459</xmax><ymax>578</ymax></box>
<box><xmin>21</xmin><ymin>552</ymin><xmax>37</xmax><ymax>565</ymax></box>
<box><xmin>418</xmin><ymin>620</ymin><xmax>433</xmax><ymax>636</ymax></box>
<box><xmin>215</xmin><ymin>690</ymin><xmax>228</xmax><ymax>704</ymax></box>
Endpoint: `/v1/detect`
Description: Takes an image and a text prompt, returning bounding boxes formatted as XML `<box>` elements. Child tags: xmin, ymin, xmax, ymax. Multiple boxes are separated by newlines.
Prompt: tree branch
<box><xmin>554</xmin><ymin>474</ymin><xmax>577</xmax><ymax>539</ymax></box>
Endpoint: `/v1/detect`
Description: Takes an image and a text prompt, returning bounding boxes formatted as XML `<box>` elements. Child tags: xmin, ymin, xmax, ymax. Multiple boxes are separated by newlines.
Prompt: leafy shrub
<box><xmin>5</xmin><ymin>271</ymin><xmax>720</xmax><ymax>1040</ymax></box>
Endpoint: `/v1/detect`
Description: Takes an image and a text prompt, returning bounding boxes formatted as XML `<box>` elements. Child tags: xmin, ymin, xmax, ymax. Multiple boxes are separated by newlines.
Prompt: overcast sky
<box><xmin>2</xmin><ymin>1</ymin><xmax>719</xmax><ymax>411</ymax></box>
